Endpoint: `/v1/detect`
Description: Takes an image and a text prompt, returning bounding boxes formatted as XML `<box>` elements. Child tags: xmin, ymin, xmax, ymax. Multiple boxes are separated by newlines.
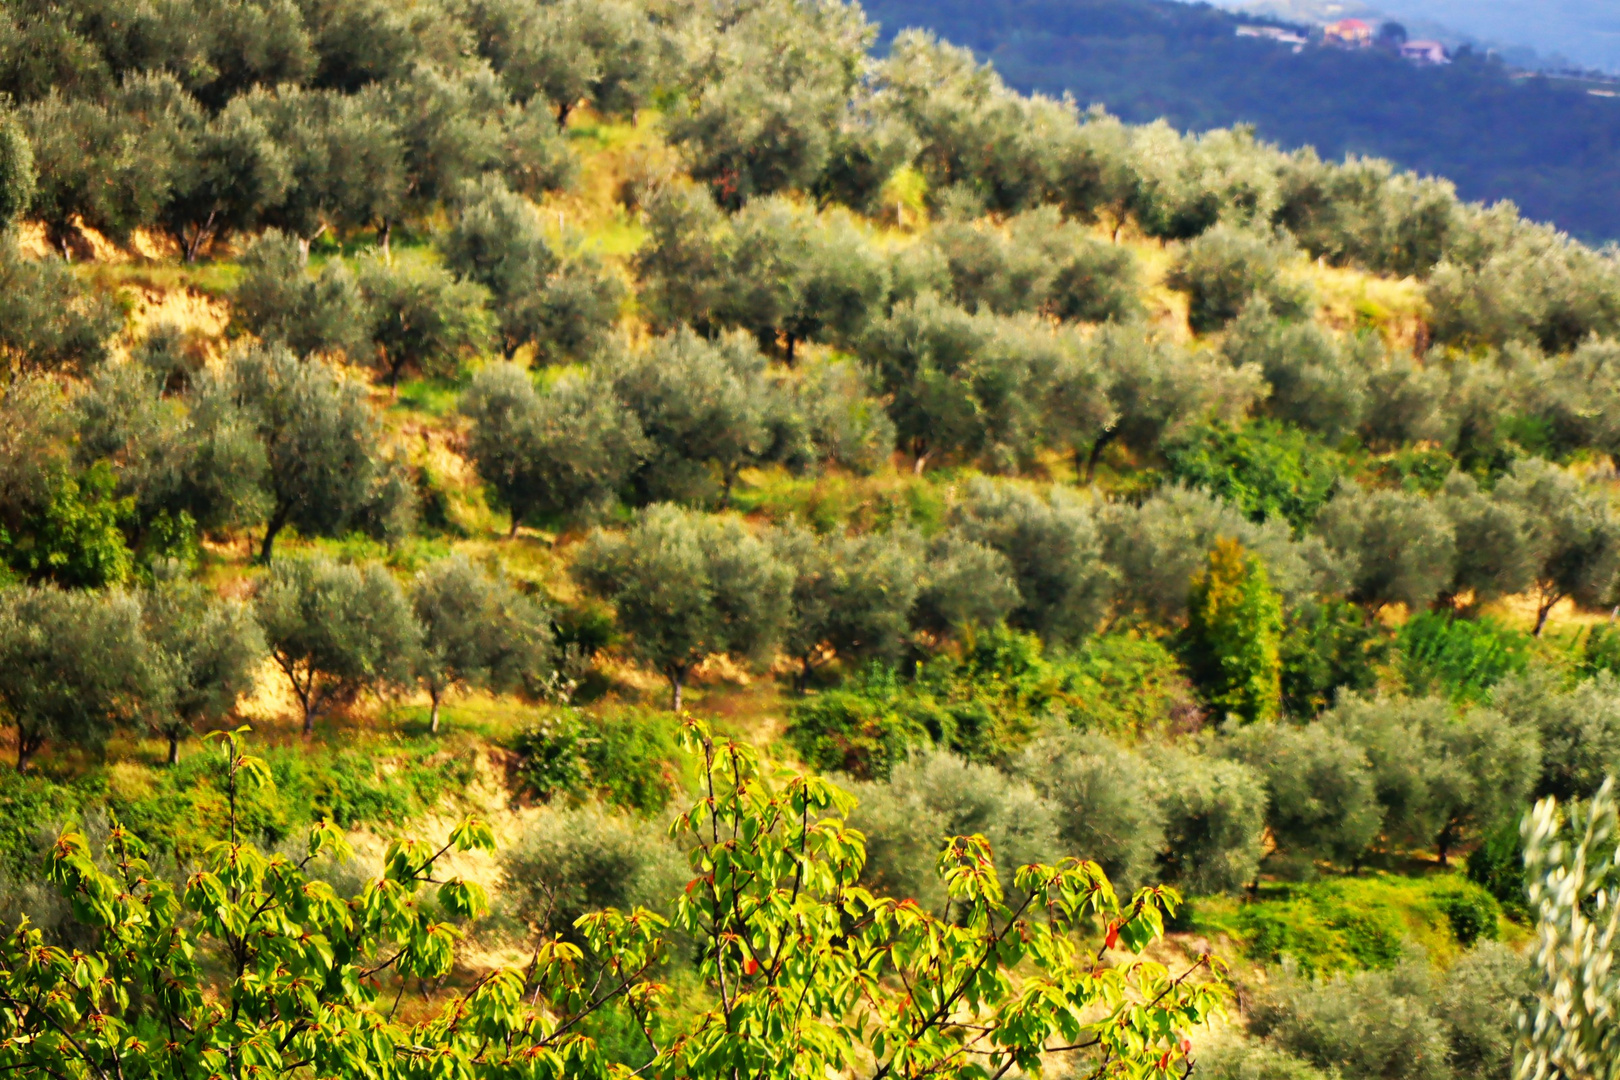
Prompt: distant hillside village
<box><xmin>1237</xmin><ymin>17</ymin><xmax>1450</xmax><ymax>64</ymax></box>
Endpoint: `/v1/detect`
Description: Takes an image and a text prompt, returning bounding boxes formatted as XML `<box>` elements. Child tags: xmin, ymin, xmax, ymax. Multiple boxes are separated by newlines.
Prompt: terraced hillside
<box><xmin>0</xmin><ymin>1</ymin><xmax>1615</xmax><ymax>1076</ymax></box>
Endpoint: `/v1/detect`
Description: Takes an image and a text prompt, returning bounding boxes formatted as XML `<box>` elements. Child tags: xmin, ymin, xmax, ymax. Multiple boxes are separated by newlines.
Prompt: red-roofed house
<box><xmin>1323</xmin><ymin>18</ymin><xmax>1373</xmax><ymax>47</ymax></box>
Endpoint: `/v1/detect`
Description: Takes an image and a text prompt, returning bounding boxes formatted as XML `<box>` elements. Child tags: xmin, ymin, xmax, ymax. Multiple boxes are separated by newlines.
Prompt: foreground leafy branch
<box><xmin>0</xmin><ymin>722</ymin><xmax>1227</xmax><ymax>1079</ymax></box>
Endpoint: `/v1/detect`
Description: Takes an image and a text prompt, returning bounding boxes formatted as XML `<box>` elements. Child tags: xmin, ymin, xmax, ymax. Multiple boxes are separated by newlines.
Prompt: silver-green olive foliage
<box><xmin>1315</xmin><ymin>481</ymin><xmax>1457</xmax><ymax>612</ymax></box>
<box><xmin>461</xmin><ymin>361</ymin><xmax>647</xmax><ymax>531</ymax></box>
<box><xmin>219</xmin><ymin>345</ymin><xmax>414</xmax><ymax>562</ymax></box>
<box><xmin>574</xmin><ymin>504</ymin><xmax>791</xmax><ymax>710</ymax></box>
<box><xmin>610</xmin><ymin>329</ymin><xmax>785</xmax><ymax>505</ymax></box>
<box><xmin>772</xmin><ymin>521</ymin><xmax>922</xmax><ymax>689</ymax></box>
<box><xmin>1218</xmin><ymin>720</ymin><xmax>1383</xmax><ymax>870</ymax></box>
<box><xmin>411</xmin><ymin>552</ymin><xmax>553</xmax><ymax>732</ymax></box>
<box><xmin>0</xmin><ymin>584</ymin><xmax>151</xmax><ymax>771</ymax></box>
<box><xmin>233</xmin><ymin>229</ymin><xmax>373</xmax><ymax>360</ymax></box>
<box><xmin>1014</xmin><ymin>731</ymin><xmax>1168</xmax><ymax>894</ymax></box>
<box><xmin>849</xmin><ymin>748</ymin><xmax>1062</xmax><ymax>909</ymax></box>
<box><xmin>253</xmin><ymin>553</ymin><xmax>421</xmax><ymax>733</ymax></box>
<box><xmin>950</xmin><ymin>478</ymin><xmax>1111</xmax><ymax>645</ymax></box>
<box><xmin>355</xmin><ymin>253</ymin><xmax>494</xmax><ymax>385</ymax></box>
<box><xmin>140</xmin><ymin>574</ymin><xmax>266</xmax><ymax>763</ymax></box>
<box><xmin>1492</xmin><ymin>456</ymin><xmax>1620</xmax><ymax>634</ymax></box>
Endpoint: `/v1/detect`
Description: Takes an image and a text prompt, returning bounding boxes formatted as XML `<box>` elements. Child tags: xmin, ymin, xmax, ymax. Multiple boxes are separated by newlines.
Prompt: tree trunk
<box><xmin>259</xmin><ymin>507</ymin><xmax>289</xmax><ymax>564</ymax></box>
<box><xmin>1534</xmin><ymin>593</ymin><xmax>1559</xmax><ymax>636</ymax></box>
<box><xmin>429</xmin><ymin>694</ymin><xmax>441</xmax><ymax>735</ymax></box>
<box><xmin>15</xmin><ymin>736</ymin><xmax>35</xmax><ymax>773</ymax></box>
<box><xmin>1084</xmin><ymin>427</ymin><xmax>1119</xmax><ymax>480</ymax></box>
<box><xmin>168</xmin><ymin>733</ymin><xmax>181</xmax><ymax>765</ymax></box>
<box><xmin>509</xmin><ymin>514</ymin><xmax>522</xmax><ymax>539</ymax></box>
<box><xmin>556</xmin><ymin>100</ymin><xmax>574</xmax><ymax>131</ymax></box>
<box><xmin>784</xmin><ymin>334</ymin><xmax>796</xmax><ymax>367</ymax></box>
<box><xmin>380</xmin><ymin>220</ymin><xmax>392</xmax><ymax>264</ymax></box>
<box><xmin>670</xmin><ymin>671</ymin><xmax>684</xmax><ymax>712</ymax></box>
<box><xmin>303</xmin><ymin>705</ymin><xmax>316</xmax><ymax>737</ymax></box>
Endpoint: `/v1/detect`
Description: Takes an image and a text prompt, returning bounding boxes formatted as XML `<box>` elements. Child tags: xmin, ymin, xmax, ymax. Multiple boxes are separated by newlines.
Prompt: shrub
<box><xmin>1163</xmin><ymin>421</ymin><xmax>1344</xmax><ymax>531</ymax></box>
<box><xmin>1465</xmin><ymin>818</ymin><xmax>1526</xmax><ymax>916</ymax></box>
<box><xmin>786</xmin><ymin>679</ymin><xmax>930</xmax><ymax>780</ymax></box>
<box><xmin>1581</xmin><ymin>622</ymin><xmax>1620</xmax><ymax>679</ymax></box>
<box><xmin>511</xmin><ymin>707</ymin><xmax>688</xmax><ymax>815</ymax></box>
<box><xmin>500</xmin><ymin>801</ymin><xmax>687</xmax><ymax>939</ymax></box>
<box><xmin>1435</xmin><ymin>942</ymin><xmax>1531</xmax><ymax>1080</ymax></box>
<box><xmin>1199</xmin><ymin>1042</ymin><xmax>1328</xmax><ymax>1080</ymax></box>
<box><xmin>846</xmin><ymin>749</ymin><xmax>1060</xmax><ymax>913</ymax></box>
<box><xmin>1397</xmin><ymin>612</ymin><xmax>1530</xmax><ymax>703</ymax></box>
<box><xmin>1433</xmin><ymin>885</ymin><xmax>1501</xmax><ymax>948</ymax></box>
<box><xmin>1280</xmin><ymin>599</ymin><xmax>1389</xmax><ymax>719</ymax></box>
<box><xmin>1251</xmin><ymin>952</ymin><xmax>1452</xmax><ymax>1080</ymax></box>
<box><xmin>1184</xmin><ymin>539</ymin><xmax>1284</xmax><ymax>725</ymax></box>
<box><xmin>1014</xmin><ymin>732</ymin><xmax>1166</xmax><ymax>892</ymax></box>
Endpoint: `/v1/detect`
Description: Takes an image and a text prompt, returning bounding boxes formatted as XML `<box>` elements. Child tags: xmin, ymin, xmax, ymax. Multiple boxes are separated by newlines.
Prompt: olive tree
<box><xmin>232</xmin><ymin>230</ymin><xmax>372</xmax><ymax>359</ymax></box>
<box><xmin>1438</xmin><ymin>472</ymin><xmax>1537</xmax><ymax>606</ymax></box>
<box><xmin>219</xmin><ymin>345</ymin><xmax>414</xmax><ymax>562</ymax></box>
<box><xmin>1148</xmin><ymin>744</ymin><xmax>1269</xmax><ymax>895</ymax></box>
<box><xmin>0</xmin><ymin>241</ymin><xmax>120</xmax><ymax>375</ymax></box>
<box><xmin>1493</xmin><ymin>457</ymin><xmax>1620</xmax><ymax>634</ymax></box>
<box><xmin>862</xmin><ymin>294</ymin><xmax>1082</xmax><ymax>473</ymax></box>
<box><xmin>1083</xmin><ymin>324</ymin><xmax>1263</xmax><ymax>473</ymax></box>
<box><xmin>911</xmin><ymin>531</ymin><xmax>1021</xmax><ymax>636</ymax></box>
<box><xmin>411</xmin><ymin>554</ymin><xmax>552</xmax><ymax>733</ymax></box>
<box><xmin>0</xmin><ymin>107</ymin><xmax>35</xmax><ymax>226</ymax></box>
<box><xmin>0</xmin><ymin>584</ymin><xmax>150</xmax><ymax>771</ymax></box>
<box><xmin>1219</xmin><ymin>720</ymin><xmax>1383</xmax><ymax>872</ymax></box>
<box><xmin>847</xmin><ymin>749</ymin><xmax>1061</xmax><ymax>915</ymax></box>
<box><xmin>1493</xmin><ymin>669</ymin><xmax>1620</xmax><ymax>801</ymax></box>
<box><xmin>1014</xmin><ymin>731</ymin><xmax>1167</xmax><ymax>892</ymax></box>
<box><xmin>610</xmin><ymin>329</ymin><xmax>784</xmax><ymax>505</ymax></box>
<box><xmin>771</xmin><ymin>523</ymin><xmax>922</xmax><ymax>691</ymax></box>
<box><xmin>140</xmin><ymin>576</ymin><xmax>265</xmax><ymax>764</ymax></box>
<box><xmin>1315</xmin><ymin>482</ymin><xmax>1456</xmax><ymax>612</ymax></box>
<box><xmin>460</xmin><ymin>362</ymin><xmax>646</xmax><ymax>533</ymax></box>
<box><xmin>949</xmin><ymin>478</ymin><xmax>1111</xmax><ymax>645</ymax></box>
<box><xmin>354</xmin><ymin>255</ymin><xmax>493</xmax><ymax>386</ymax></box>
<box><xmin>254</xmin><ymin>554</ymin><xmax>421</xmax><ymax>734</ymax></box>
<box><xmin>665</xmin><ymin>0</ymin><xmax>869</xmax><ymax>206</ymax></box>
<box><xmin>1220</xmin><ymin>304</ymin><xmax>1366</xmax><ymax>442</ymax></box>
<box><xmin>1167</xmin><ymin>225</ymin><xmax>1311</xmax><ymax>335</ymax></box>
<box><xmin>573</xmin><ymin>505</ymin><xmax>792</xmax><ymax>710</ymax></box>
<box><xmin>1323</xmin><ymin>693</ymin><xmax>1538</xmax><ymax>863</ymax></box>
<box><xmin>440</xmin><ymin>176</ymin><xmax>621</xmax><ymax>361</ymax></box>
<box><xmin>1100</xmin><ymin>485</ymin><xmax>1347</xmax><ymax>622</ymax></box>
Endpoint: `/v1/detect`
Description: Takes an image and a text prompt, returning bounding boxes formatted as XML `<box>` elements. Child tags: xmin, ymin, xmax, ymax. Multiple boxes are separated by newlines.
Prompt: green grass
<box><xmin>1185</xmin><ymin>873</ymin><xmax>1519</xmax><ymax>976</ymax></box>
<box><xmin>393</xmin><ymin>375</ymin><xmax>467</xmax><ymax>418</ymax></box>
<box><xmin>0</xmin><ymin>728</ymin><xmax>487</xmax><ymax>873</ymax></box>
